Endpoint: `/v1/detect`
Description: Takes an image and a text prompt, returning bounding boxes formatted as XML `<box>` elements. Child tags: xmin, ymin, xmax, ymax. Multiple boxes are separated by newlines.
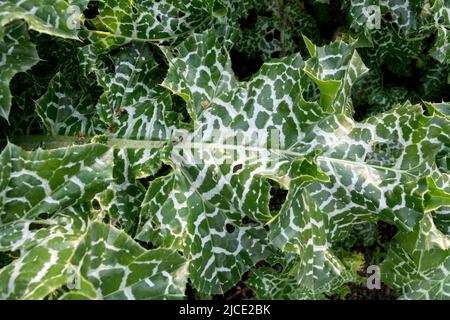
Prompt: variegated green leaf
<box><xmin>347</xmin><ymin>0</ymin><xmax>423</xmax><ymax>33</ymax></box>
<box><xmin>381</xmin><ymin>213</ymin><xmax>450</xmax><ymax>299</ymax></box>
<box><xmin>303</xmin><ymin>36</ymin><xmax>369</xmax><ymax>113</ymax></box>
<box><xmin>0</xmin><ymin>143</ymin><xmax>113</xmax><ymax>222</ymax></box>
<box><xmin>431</xmin><ymin>26</ymin><xmax>450</xmax><ymax>63</ymax></box>
<box><xmin>0</xmin><ymin>21</ymin><xmax>39</xmax><ymax>120</ymax></box>
<box><xmin>236</xmin><ymin>0</ymin><xmax>320</xmax><ymax>61</ymax></box>
<box><xmin>0</xmin><ymin>219</ymin><xmax>188</xmax><ymax>299</ymax></box>
<box><xmin>0</xmin><ymin>0</ymin><xmax>88</xmax><ymax>39</ymax></box>
<box><xmin>137</xmin><ymin>169</ymin><xmax>272</xmax><ymax>295</ymax></box>
<box><xmin>1</xmin><ymin>1</ymin><xmax>449</xmax><ymax>301</ymax></box>
<box><xmin>0</xmin><ymin>143</ymin><xmax>113</xmax><ymax>253</ymax></box>
<box><xmin>143</xmin><ymin>29</ymin><xmax>449</xmax><ymax>297</ymax></box>
<box><xmin>92</xmin><ymin>43</ymin><xmax>176</xmax><ymax>231</ymax></box>
<box><xmin>36</xmin><ymin>72</ymin><xmax>98</xmax><ymax>136</ymax></box>
<box><xmin>430</xmin><ymin>0</ymin><xmax>450</xmax><ymax>64</ymax></box>
<box><xmin>83</xmin><ymin>0</ymin><xmax>228</xmax><ymax>49</ymax></box>
<box><xmin>70</xmin><ymin>222</ymin><xmax>188</xmax><ymax>300</ymax></box>
<box><xmin>95</xmin><ymin>149</ymin><xmax>146</xmax><ymax>233</ymax></box>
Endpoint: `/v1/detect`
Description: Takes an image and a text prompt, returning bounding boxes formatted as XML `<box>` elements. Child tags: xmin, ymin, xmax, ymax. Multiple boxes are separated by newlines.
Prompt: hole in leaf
<box><xmin>225</xmin><ymin>223</ymin><xmax>235</xmax><ymax>233</ymax></box>
<box><xmin>29</xmin><ymin>222</ymin><xmax>47</xmax><ymax>231</ymax></box>
<box><xmin>137</xmin><ymin>164</ymin><xmax>172</xmax><ymax>189</ymax></box>
<box><xmin>241</xmin><ymin>216</ymin><xmax>257</xmax><ymax>225</ymax></box>
<box><xmin>171</xmin><ymin>94</ymin><xmax>191</xmax><ymax>123</ymax></box>
<box><xmin>103</xmin><ymin>214</ymin><xmax>111</xmax><ymax>225</ymax></box>
<box><xmin>232</xmin><ymin>163</ymin><xmax>243</xmax><ymax>173</ymax></box>
<box><xmin>136</xmin><ymin>240</ymin><xmax>155</xmax><ymax>250</ymax></box>
<box><xmin>269</xmin><ymin>180</ymin><xmax>288</xmax><ymax>212</ymax></box>
<box><xmin>92</xmin><ymin>199</ymin><xmax>101</xmax><ymax>210</ymax></box>
<box><xmin>83</xmin><ymin>3</ymin><xmax>99</xmax><ymax>19</ymax></box>
<box><xmin>0</xmin><ymin>251</ymin><xmax>19</xmax><ymax>269</ymax></box>
<box><xmin>273</xmin><ymin>263</ymin><xmax>283</xmax><ymax>273</ymax></box>
<box><xmin>177</xmin><ymin>11</ymin><xmax>186</xmax><ymax>18</ymax></box>
<box><xmin>230</xmin><ymin>49</ymin><xmax>263</xmax><ymax>80</ymax></box>
<box><xmin>383</xmin><ymin>12</ymin><xmax>392</xmax><ymax>23</ymax></box>
<box><xmin>156</xmin><ymin>15</ymin><xmax>162</xmax><ymax>23</ymax></box>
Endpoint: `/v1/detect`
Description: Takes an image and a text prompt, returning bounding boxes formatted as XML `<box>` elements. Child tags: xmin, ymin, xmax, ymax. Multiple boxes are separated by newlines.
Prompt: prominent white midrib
<box><xmin>316</xmin><ymin>156</ymin><xmax>416</xmax><ymax>177</ymax></box>
<box><xmin>13</xmin><ymin>135</ymin><xmax>415</xmax><ymax>177</ymax></box>
<box><xmin>175</xmin><ymin>143</ymin><xmax>416</xmax><ymax>177</ymax></box>
<box><xmin>89</xmin><ymin>20</ymin><xmax>209</xmax><ymax>43</ymax></box>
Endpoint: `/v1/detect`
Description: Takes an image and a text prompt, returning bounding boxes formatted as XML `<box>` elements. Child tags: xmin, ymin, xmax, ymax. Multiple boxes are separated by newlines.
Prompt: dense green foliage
<box><xmin>0</xmin><ymin>0</ymin><xmax>449</xmax><ymax>300</ymax></box>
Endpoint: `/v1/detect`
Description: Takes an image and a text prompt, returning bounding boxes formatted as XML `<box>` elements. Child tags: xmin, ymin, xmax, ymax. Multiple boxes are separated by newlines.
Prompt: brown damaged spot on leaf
<box><xmin>115</xmin><ymin>107</ymin><xmax>126</xmax><ymax>118</ymax></box>
<box><xmin>233</xmin><ymin>163</ymin><xmax>243</xmax><ymax>173</ymax></box>
<box><xmin>75</xmin><ymin>132</ymin><xmax>86</xmax><ymax>144</ymax></box>
<box><xmin>201</xmin><ymin>100</ymin><xmax>210</xmax><ymax>109</ymax></box>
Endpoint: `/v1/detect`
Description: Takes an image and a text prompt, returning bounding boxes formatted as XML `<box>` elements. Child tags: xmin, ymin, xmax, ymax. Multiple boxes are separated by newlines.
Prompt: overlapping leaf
<box><xmin>303</xmin><ymin>36</ymin><xmax>369</xmax><ymax>112</ymax></box>
<box><xmin>0</xmin><ymin>143</ymin><xmax>113</xmax><ymax>251</ymax></box>
<box><xmin>0</xmin><ymin>218</ymin><xmax>188</xmax><ymax>299</ymax></box>
<box><xmin>36</xmin><ymin>72</ymin><xmax>98</xmax><ymax>136</ymax></box>
<box><xmin>83</xmin><ymin>0</ymin><xmax>228</xmax><ymax>49</ymax></box>
<box><xmin>150</xmin><ymin>28</ymin><xmax>449</xmax><ymax>297</ymax></box>
<box><xmin>0</xmin><ymin>143</ymin><xmax>113</xmax><ymax>223</ymax></box>
<box><xmin>93</xmin><ymin>43</ymin><xmax>176</xmax><ymax>232</ymax></box>
<box><xmin>0</xmin><ymin>0</ymin><xmax>88</xmax><ymax>40</ymax></box>
<box><xmin>381</xmin><ymin>213</ymin><xmax>450</xmax><ymax>299</ymax></box>
<box><xmin>236</xmin><ymin>0</ymin><xmax>320</xmax><ymax>61</ymax></box>
<box><xmin>0</xmin><ymin>0</ymin><xmax>449</xmax><ymax>301</ymax></box>
<box><xmin>347</xmin><ymin>0</ymin><xmax>423</xmax><ymax>33</ymax></box>
<box><xmin>430</xmin><ymin>0</ymin><xmax>450</xmax><ymax>64</ymax></box>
